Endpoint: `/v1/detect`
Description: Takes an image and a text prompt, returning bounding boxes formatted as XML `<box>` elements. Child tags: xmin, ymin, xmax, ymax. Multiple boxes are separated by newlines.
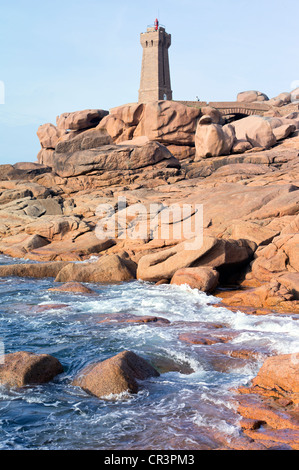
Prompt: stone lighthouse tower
<box><xmin>138</xmin><ymin>19</ymin><xmax>172</xmax><ymax>103</ymax></box>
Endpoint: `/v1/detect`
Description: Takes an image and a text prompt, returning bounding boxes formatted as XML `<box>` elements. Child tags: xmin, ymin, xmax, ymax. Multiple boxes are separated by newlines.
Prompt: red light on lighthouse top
<box><xmin>155</xmin><ymin>18</ymin><xmax>159</xmax><ymax>30</ymax></box>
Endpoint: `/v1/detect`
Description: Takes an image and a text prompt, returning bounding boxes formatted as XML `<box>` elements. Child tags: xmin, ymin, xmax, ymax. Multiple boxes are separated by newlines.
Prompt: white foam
<box><xmin>157</xmin><ymin>346</ymin><xmax>203</xmax><ymax>374</ymax></box>
<box><xmin>192</xmin><ymin>412</ymin><xmax>239</xmax><ymax>437</ymax></box>
<box><xmin>0</xmin><ymin>278</ymin><xmax>298</xmax><ymax>450</ymax></box>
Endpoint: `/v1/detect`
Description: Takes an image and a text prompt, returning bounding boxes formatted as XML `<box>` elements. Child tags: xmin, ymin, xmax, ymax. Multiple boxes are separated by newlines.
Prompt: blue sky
<box><xmin>1</xmin><ymin>0</ymin><xmax>299</xmax><ymax>165</ymax></box>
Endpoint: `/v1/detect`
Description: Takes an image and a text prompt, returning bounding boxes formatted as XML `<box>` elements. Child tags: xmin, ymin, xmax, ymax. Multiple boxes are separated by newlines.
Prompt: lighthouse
<box><xmin>138</xmin><ymin>20</ymin><xmax>172</xmax><ymax>103</ymax></box>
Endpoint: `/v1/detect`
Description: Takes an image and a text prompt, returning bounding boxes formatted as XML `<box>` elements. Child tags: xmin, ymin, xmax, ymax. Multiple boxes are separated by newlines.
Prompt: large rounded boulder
<box><xmin>0</xmin><ymin>351</ymin><xmax>63</xmax><ymax>388</ymax></box>
<box><xmin>72</xmin><ymin>350</ymin><xmax>160</xmax><ymax>398</ymax></box>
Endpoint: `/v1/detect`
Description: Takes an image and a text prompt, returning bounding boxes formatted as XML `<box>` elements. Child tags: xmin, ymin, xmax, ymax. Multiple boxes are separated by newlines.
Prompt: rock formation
<box><xmin>0</xmin><ymin>94</ymin><xmax>297</xmax><ymax>295</ymax></box>
<box><xmin>170</xmin><ymin>266</ymin><xmax>219</xmax><ymax>292</ymax></box>
<box><xmin>0</xmin><ymin>91</ymin><xmax>298</xmax><ymax>447</ymax></box>
<box><xmin>0</xmin><ymin>351</ymin><xmax>63</xmax><ymax>388</ymax></box>
<box><xmin>72</xmin><ymin>350</ymin><xmax>160</xmax><ymax>398</ymax></box>
<box><xmin>233</xmin><ymin>353</ymin><xmax>299</xmax><ymax>450</ymax></box>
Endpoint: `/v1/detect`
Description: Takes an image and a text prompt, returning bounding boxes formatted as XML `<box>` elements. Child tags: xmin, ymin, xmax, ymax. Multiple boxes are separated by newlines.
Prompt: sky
<box><xmin>0</xmin><ymin>0</ymin><xmax>299</xmax><ymax>165</ymax></box>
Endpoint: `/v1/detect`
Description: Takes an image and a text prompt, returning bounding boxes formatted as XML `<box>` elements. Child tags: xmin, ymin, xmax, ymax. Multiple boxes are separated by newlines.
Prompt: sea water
<box><xmin>0</xmin><ymin>255</ymin><xmax>298</xmax><ymax>450</ymax></box>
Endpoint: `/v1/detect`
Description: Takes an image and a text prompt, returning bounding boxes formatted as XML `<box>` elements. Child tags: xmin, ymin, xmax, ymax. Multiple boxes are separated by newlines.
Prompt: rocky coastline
<box><xmin>0</xmin><ymin>91</ymin><xmax>298</xmax><ymax>450</ymax></box>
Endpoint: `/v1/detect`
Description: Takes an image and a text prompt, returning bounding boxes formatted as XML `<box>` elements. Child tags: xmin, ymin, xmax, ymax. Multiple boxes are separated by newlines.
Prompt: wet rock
<box><xmin>243</xmin><ymin>427</ymin><xmax>299</xmax><ymax>450</ymax></box>
<box><xmin>208</xmin><ymin>353</ymin><xmax>248</xmax><ymax>373</ymax></box>
<box><xmin>170</xmin><ymin>266</ymin><xmax>219</xmax><ymax>293</ymax></box>
<box><xmin>150</xmin><ymin>355</ymin><xmax>194</xmax><ymax>375</ymax></box>
<box><xmin>49</xmin><ymin>282</ymin><xmax>97</xmax><ymax>294</ymax></box>
<box><xmin>72</xmin><ymin>350</ymin><xmax>159</xmax><ymax>398</ymax></box>
<box><xmin>172</xmin><ymin>320</ymin><xmax>228</xmax><ymax>330</ymax></box>
<box><xmin>97</xmin><ymin>313</ymin><xmax>170</xmax><ymax>325</ymax></box>
<box><xmin>221</xmin><ymin>434</ymin><xmax>292</xmax><ymax>450</ymax></box>
<box><xmin>0</xmin><ymin>351</ymin><xmax>63</xmax><ymax>388</ymax></box>
<box><xmin>155</xmin><ymin>279</ymin><xmax>170</xmax><ymax>285</ymax></box>
<box><xmin>236</xmin><ymin>393</ymin><xmax>299</xmax><ymax>450</ymax></box>
<box><xmin>216</xmin><ymin>344</ymin><xmax>270</xmax><ymax>361</ymax></box>
<box><xmin>35</xmin><ymin>304</ymin><xmax>70</xmax><ymax>312</ymax></box>
<box><xmin>239</xmin><ymin>417</ymin><xmax>264</xmax><ymax>431</ymax></box>
<box><xmin>178</xmin><ymin>330</ymin><xmax>238</xmax><ymax>345</ymax></box>
<box><xmin>237</xmin><ymin>395</ymin><xmax>299</xmax><ymax>430</ymax></box>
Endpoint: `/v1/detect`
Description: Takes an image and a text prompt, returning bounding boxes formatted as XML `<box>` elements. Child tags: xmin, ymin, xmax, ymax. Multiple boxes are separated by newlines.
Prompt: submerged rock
<box><xmin>72</xmin><ymin>350</ymin><xmax>160</xmax><ymax>398</ymax></box>
<box><xmin>97</xmin><ymin>313</ymin><xmax>170</xmax><ymax>325</ymax></box>
<box><xmin>49</xmin><ymin>281</ymin><xmax>97</xmax><ymax>294</ymax></box>
<box><xmin>179</xmin><ymin>330</ymin><xmax>238</xmax><ymax>345</ymax></box>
